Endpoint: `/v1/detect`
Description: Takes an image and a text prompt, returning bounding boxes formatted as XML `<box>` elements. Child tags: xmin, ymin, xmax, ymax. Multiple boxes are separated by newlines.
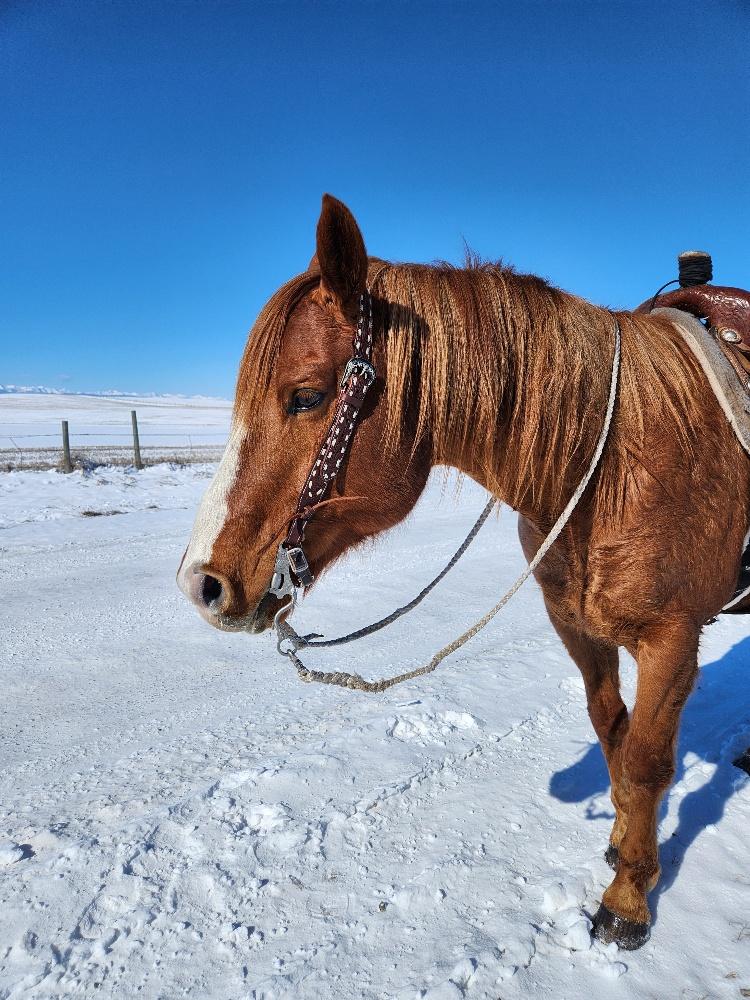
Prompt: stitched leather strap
<box><xmin>282</xmin><ymin>292</ymin><xmax>375</xmax><ymax>584</ymax></box>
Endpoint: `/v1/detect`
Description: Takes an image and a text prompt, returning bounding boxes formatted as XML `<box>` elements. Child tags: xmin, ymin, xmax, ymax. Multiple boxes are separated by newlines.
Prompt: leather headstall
<box><xmin>271</xmin><ymin>290</ymin><xmax>376</xmax><ymax>593</ymax></box>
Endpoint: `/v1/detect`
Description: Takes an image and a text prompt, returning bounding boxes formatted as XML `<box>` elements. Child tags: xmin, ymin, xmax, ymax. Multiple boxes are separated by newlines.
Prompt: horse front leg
<box><xmin>545</xmin><ymin>609</ymin><xmax>630</xmax><ymax>865</ymax></box>
<box><xmin>593</xmin><ymin>621</ymin><xmax>699</xmax><ymax>949</ymax></box>
<box><xmin>518</xmin><ymin>516</ymin><xmax>630</xmax><ymax>861</ymax></box>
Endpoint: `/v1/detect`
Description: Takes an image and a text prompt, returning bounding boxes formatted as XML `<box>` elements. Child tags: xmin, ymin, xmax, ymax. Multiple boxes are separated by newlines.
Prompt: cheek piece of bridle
<box><xmin>268</xmin><ymin>290</ymin><xmax>376</xmax><ymax>600</ymax></box>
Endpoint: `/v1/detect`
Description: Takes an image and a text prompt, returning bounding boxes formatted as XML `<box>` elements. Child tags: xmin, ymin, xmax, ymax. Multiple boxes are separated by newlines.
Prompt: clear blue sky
<box><xmin>2</xmin><ymin>0</ymin><xmax>748</xmax><ymax>396</ymax></box>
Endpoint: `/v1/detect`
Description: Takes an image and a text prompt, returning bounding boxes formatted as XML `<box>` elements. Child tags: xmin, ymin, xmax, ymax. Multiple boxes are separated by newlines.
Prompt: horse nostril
<box><xmin>200</xmin><ymin>573</ymin><xmax>223</xmax><ymax>609</ymax></box>
<box><xmin>179</xmin><ymin>562</ymin><xmax>233</xmax><ymax>617</ymax></box>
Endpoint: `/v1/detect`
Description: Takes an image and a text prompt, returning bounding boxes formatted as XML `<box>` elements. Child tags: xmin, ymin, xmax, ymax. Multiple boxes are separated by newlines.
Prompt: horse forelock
<box><xmin>233</xmin><ymin>270</ymin><xmax>322</xmax><ymax>434</ymax></box>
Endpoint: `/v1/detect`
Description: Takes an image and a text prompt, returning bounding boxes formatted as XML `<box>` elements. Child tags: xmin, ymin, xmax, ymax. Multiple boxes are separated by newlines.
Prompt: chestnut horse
<box><xmin>178</xmin><ymin>195</ymin><xmax>750</xmax><ymax>949</ymax></box>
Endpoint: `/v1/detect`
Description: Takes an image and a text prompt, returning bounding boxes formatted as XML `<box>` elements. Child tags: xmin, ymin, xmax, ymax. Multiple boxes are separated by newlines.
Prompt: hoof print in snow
<box><xmin>604</xmin><ymin>844</ymin><xmax>620</xmax><ymax>871</ymax></box>
<box><xmin>0</xmin><ymin>841</ymin><xmax>27</xmax><ymax>865</ymax></box>
<box><xmin>592</xmin><ymin>903</ymin><xmax>650</xmax><ymax>950</ymax></box>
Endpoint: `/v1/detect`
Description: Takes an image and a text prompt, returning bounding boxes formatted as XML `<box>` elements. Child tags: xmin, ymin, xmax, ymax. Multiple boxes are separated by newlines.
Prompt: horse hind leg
<box><xmin>593</xmin><ymin>621</ymin><xmax>700</xmax><ymax>950</ymax></box>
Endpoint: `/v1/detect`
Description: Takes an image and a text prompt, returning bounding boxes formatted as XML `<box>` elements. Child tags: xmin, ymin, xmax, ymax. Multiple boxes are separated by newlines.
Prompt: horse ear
<box><xmin>315</xmin><ymin>194</ymin><xmax>368</xmax><ymax>311</ymax></box>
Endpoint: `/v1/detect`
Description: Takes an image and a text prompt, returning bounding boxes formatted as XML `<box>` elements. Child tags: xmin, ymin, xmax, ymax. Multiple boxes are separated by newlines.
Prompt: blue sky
<box><xmin>2</xmin><ymin>0</ymin><xmax>748</xmax><ymax>396</ymax></box>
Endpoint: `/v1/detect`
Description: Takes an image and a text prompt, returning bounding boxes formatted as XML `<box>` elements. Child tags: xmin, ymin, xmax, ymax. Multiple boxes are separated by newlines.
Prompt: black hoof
<box><xmin>592</xmin><ymin>903</ymin><xmax>650</xmax><ymax>950</ymax></box>
<box><xmin>604</xmin><ymin>844</ymin><xmax>620</xmax><ymax>871</ymax></box>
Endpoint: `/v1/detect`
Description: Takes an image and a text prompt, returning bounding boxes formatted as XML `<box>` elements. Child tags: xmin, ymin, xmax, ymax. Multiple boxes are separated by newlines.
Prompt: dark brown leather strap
<box><xmin>282</xmin><ymin>291</ymin><xmax>376</xmax><ymax>585</ymax></box>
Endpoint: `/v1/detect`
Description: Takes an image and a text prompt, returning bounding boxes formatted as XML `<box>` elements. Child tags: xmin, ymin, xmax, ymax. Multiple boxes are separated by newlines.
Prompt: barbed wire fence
<box><xmin>1</xmin><ymin>410</ymin><xmax>227</xmax><ymax>472</ymax></box>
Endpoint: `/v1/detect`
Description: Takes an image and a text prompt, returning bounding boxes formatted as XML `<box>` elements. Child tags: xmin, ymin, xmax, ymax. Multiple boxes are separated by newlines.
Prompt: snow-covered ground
<box><xmin>0</xmin><ymin>461</ymin><xmax>748</xmax><ymax>999</ymax></box>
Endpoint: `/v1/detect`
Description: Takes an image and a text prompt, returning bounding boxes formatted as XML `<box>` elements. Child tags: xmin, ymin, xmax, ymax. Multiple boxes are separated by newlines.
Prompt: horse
<box><xmin>177</xmin><ymin>194</ymin><xmax>750</xmax><ymax>949</ymax></box>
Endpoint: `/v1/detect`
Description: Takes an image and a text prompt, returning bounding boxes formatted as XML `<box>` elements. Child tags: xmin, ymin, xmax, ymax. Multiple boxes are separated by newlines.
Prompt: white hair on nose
<box><xmin>182</xmin><ymin>421</ymin><xmax>245</xmax><ymax>571</ymax></box>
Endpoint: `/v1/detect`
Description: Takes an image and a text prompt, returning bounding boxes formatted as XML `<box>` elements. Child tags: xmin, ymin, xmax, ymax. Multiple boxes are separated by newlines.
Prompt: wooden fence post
<box><xmin>61</xmin><ymin>420</ymin><xmax>73</xmax><ymax>473</ymax></box>
<box><xmin>131</xmin><ymin>410</ymin><xmax>143</xmax><ymax>469</ymax></box>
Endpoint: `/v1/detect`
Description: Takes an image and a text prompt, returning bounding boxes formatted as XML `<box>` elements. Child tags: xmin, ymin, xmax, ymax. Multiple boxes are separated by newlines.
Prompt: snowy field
<box><xmin>1</xmin><ymin>457</ymin><xmax>749</xmax><ymax>998</ymax></box>
<box><xmin>0</xmin><ymin>393</ymin><xmax>232</xmax><ymax>468</ymax></box>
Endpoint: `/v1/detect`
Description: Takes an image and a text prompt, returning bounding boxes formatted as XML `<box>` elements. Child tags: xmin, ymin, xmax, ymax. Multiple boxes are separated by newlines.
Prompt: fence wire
<box><xmin>0</xmin><ymin>422</ymin><xmax>227</xmax><ymax>471</ymax></box>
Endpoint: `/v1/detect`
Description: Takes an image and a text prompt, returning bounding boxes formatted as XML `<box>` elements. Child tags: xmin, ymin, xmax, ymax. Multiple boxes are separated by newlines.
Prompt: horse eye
<box><xmin>290</xmin><ymin>388</ymin><xmax>325</xmax><ymax>414</ymax></box>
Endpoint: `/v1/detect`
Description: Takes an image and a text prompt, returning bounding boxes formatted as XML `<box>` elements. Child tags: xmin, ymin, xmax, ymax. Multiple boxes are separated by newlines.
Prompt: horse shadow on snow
<box><xmin>548</xmin><ymin>634</ymin><xmax>750</xmax><ymax>924</ymax></box>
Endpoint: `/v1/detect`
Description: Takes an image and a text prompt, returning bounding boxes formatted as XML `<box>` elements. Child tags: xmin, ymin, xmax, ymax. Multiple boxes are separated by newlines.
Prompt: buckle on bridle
<box><xmin>341</xmin><ymin>358</ymin><xmax>376</xmax><ymax>389</ymax></box>
<box><xmin>285</xmin><ymin>545</ymin><xmax>314</xmax><ymax>587</ymax></box>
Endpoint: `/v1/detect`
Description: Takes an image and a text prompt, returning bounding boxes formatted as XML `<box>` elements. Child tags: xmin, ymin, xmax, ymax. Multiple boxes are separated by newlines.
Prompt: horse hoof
<box><xmin>592</xmin><ymin>903</ymin><xmax>650</xmax><ymax>950</ymax></box>
<box><xmin>604</xmin><ymin>844</ymin><xmax>620</xmax><ymax>870</ymax></box>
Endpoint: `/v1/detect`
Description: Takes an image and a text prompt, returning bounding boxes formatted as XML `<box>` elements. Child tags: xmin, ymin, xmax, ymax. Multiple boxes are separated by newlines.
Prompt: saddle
<box><xmin>635</xmin><ymin>252</ymin><xmax>750</xmax><ymax>389</ymax></box>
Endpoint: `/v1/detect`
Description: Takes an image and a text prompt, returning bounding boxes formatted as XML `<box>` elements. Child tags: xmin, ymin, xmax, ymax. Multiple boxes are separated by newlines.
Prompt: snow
<box><xmin>1</xmin><ymin>457</ymin><xmax>749</xmax><ymax>998</ymax></box>
<box><xmin>0</xmin><ymin>463</ymin><xmax>216</xmax><ymax>530</ymax></box>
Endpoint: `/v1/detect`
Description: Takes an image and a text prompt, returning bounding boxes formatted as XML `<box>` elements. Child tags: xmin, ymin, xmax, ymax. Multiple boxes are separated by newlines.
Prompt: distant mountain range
<box><xmin>0</xmin><ymin>385</ymin><xmax>225</xmax><ymax>400</ymax></box>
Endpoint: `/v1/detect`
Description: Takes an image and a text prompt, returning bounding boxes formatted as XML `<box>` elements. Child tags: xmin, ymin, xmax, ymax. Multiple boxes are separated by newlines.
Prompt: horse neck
<box><xmin>379</xmin><ymin>264</ymin><xmax>616</xmax><ymax>525</ymax></box>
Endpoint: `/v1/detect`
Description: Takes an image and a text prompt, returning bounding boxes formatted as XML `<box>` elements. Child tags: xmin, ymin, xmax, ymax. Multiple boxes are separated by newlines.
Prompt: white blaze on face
<box><xmin>180</xmin><ymin>421</ymin><xmax>246</xmax><ymax>575</ymax></box>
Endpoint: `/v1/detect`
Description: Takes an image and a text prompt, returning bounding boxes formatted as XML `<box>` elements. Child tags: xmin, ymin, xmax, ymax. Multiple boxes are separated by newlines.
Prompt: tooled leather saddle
<box><xmin>635</xmin><ymin>251</ymin><xmax>750</xmax><ymax>389</ymax></box>
<box><xmin>635</xmin><ymin>251</ymin><xmax>750</xmax><ymax>614</ymax></box>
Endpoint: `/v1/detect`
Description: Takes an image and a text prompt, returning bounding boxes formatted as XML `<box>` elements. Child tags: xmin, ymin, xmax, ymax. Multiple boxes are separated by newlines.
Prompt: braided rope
<box><xmin>276</xmin><ymin>496</ymin><xmax>496</xmax><ymax>651</ymax></box>
<box><xmin>279</xmin><ymin>319</ymin><xmax>621</xmax><ymax>693</ymax></box>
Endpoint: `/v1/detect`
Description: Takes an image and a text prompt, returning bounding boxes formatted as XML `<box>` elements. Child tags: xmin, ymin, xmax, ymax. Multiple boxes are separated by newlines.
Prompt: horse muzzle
<box><xmin>178</xmin><ymin>561</ymin><xmax>286</xmax><ymax>634</ymax></box>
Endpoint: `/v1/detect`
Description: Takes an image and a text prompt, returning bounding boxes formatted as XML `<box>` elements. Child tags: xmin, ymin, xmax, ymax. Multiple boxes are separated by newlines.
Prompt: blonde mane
<box><xmin>238</xmin><ymin>257</ymin><xmax>705</xmax><ymax>515</ymax></box>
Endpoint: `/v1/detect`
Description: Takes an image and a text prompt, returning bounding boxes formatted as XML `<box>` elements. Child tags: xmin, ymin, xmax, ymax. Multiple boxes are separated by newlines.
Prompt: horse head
<box><xmin>177</xmin><ymin>195</ymin><xmax>430</xmax><ymax>632</ymax></box>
